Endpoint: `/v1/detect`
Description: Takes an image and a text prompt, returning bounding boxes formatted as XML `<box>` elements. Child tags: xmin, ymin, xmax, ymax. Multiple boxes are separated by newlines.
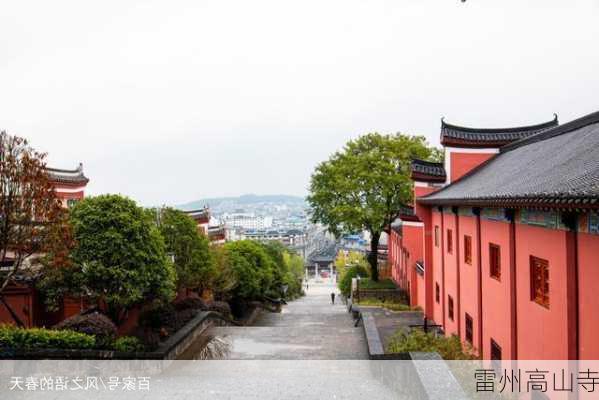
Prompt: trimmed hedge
<box><xmin>386</xmin><ymin>329</ymin><xmax>476</xmax><ymax>360</ymax></box>
<box><xmin>0</xmin><ymin>325</ymin><xmax>96</xmax><ymax>350</ymax></box>
<box><xmin>113</xmin><ymin>336</ymin><xmax>144</xmax><ymax>352</ymax></box>
<box><xmin>338</xmin><ymin>265</ymin><xmax>369</xmax><ymax>297</ymax></box>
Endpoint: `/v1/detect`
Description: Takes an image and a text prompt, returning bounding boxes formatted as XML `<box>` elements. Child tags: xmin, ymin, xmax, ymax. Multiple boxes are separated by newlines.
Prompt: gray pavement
<box><xmin>204</xmin><ymin>279</ymin><xmax>369</xmax><ymax>359</ymax></box>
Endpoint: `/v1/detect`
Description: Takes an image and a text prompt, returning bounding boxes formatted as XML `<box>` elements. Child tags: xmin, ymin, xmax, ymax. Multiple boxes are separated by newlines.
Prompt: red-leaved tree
<box><xmin>0</xmin><ymin>131</ymin><xmax>72</xmax><ymax>326</ymax></box>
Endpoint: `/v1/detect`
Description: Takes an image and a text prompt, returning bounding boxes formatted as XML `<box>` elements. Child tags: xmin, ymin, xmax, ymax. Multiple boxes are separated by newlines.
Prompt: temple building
<box><xmin>185</xmin><ymin>207</ymin><xmax>211</xmax><ymax>235</ymax></box>
<box><xmin>0</xmin><ymin>163</ymin><xmax>89</xmax><ymax>327</ymax></box>
<box><xmin>46</xmin><ymin>163</ymin><xmax>89</xmax><ymax>207</ymax></box>
<box><xmin>389</xmin><ymin>110</ymin><xmax>599</xmax><ymax>360</ymax></box>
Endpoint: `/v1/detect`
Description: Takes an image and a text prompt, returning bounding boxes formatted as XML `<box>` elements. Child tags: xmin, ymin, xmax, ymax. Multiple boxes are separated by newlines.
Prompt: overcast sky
<box><xmin>1</xmin><ymin>1</ymin><xmax>598</xmax><ymax>206</ymax></box>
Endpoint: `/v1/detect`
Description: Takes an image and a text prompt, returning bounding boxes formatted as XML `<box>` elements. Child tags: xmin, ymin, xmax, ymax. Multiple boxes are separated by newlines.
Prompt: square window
<box><xmin>464</xmin><ymin>235</ymin><xmax>472</xmax><ymax>265</ymax></box>
<box><xmin>447</xmin><ymin>229</ymin><xmax>453</xmax><ymax>254</ymax></box>
<box><xmin>530</xmin><ymin>256</ymin><xmax>550</xmax><ymax>308</ymax></box>
<box><xmin>435</xmin><ymin>283</ymin><xmax>440</xmax><ymax>303</ymax></box>
<box><xmin>465</xmin><ymin>313</ymin><xmax>473</xmax><ymax>344</ymax></box>
<box><xmin>489</xmin><ymin>244</ymin><xmax>501</xmax><ymax>280</ymax></box>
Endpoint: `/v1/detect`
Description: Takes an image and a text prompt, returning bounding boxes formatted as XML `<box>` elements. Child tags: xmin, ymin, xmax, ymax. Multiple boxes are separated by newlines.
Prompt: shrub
<box><xmin>0</xmin><ymin>325</ymin><xmax>95</xmax><ymax>350</ymax></box>
<box><xmin>386</xmin><ymin>329</ymin><xmax>476</xmax><ymax>360</ymax></box>
<box><xmin>359</xmin><ymin>278</ymin><xmax>397</xmax><ymax>290</ymax></box>
<box><xmin>357</xmin><ymin>298</ymin><xmax>412</xmax><ymax>312</ymax></box>
<box><xmin>113</xmin><ymin>336</ymin><xmax>144</xmax><ymax>352</ymax></box>
<box><xmin>338</xmin><ymin>265</ymin><xmax>369</xmax><ymax>297</ymax></box>
<box><xmin>53</xmin><ymin>312</ymin><xmax>117</xmax><ymax>348</ymax></box>
<box><xmin>139</xmin><ymin>304</ymin><xmax>177</xmax><ymax>329</ymax></box>
<box><xmin>174</xmin><ymin>297</ymin><xmax>207</xmax><ymax>311</ymax></box>
<box><xmin>206</xmin><ymin>301</ymin><xmax>232</xmax><ymax>317</ymax></box>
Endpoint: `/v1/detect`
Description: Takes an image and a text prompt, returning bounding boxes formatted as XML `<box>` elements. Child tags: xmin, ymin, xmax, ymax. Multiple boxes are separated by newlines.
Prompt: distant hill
<box><xmin>177</xmin><ymin>194</ymin><xmax>306</xmax><ymax>211</ymax></box>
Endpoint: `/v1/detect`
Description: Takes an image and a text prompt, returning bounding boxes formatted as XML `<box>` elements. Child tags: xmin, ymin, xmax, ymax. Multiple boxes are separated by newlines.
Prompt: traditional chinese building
<box><xmin>389</xmin><ymin>110</ymin><xmax>599</xmax><ymax>360</ymax></box>
<box><xmin>0</xmin><ymin>164</ymin><xmax>89</xmax><ymax>327</ymax></box>
<box><xmin>46</xmin><ymin>163</ymin><xmax>89</xmax><ymax>207</ymax></box>
<box><xmin>185</xmin><ymin>207</ymin><xmax>211</xmax><ymax>235</ymax></box>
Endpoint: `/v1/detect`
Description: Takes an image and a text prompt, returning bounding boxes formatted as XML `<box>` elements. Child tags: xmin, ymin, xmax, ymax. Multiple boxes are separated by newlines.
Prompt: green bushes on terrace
<box><xmin>0</xmin><ymin>325</ymin><xmax>96</xmax><ymax>350</ymax></box>
<box><xmin>337</xmin><ymin>265</ymin><xmax>369</xmax><ymax>297</ymax></box>
<box><xmin>113</xmin><ymin>336</ymin><xmax>145</xmax><ymax>353</ymax></box>
<box><xmin>386</xmin><ymin>329</ymin><xmax>476</xmax><ymax>360</ymax></box>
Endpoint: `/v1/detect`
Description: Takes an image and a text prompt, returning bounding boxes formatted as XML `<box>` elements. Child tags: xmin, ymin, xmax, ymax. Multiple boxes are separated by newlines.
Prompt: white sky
<box><xmin>1</xmin><ymin>0</ymin><xmax>598</xmax><ymax>206</ymax></box>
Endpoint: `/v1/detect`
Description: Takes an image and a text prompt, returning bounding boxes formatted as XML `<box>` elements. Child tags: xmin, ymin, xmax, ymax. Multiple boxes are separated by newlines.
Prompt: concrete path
<box><xmin>204</xmin><ymin>280</ymin><xmax>369</xmax><ymax>359</ymax></box>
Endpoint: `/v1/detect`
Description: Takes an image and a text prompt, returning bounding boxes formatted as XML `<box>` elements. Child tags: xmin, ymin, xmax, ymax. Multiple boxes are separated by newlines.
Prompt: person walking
<box><xmin>331</xmin><ymin>292</ymin><xmax>335</xmax><ymax>304</ymax></box>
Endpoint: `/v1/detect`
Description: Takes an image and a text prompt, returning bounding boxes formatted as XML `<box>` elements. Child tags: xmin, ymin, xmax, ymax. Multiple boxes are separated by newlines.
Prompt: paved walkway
<box><xmin>204</xmin><ymin>280</ymin><xmax>369</xmax><ymax>359</ymax></box>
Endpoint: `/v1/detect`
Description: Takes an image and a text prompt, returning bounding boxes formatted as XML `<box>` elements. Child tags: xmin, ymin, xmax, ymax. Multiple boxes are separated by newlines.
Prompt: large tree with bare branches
<box><xmin>0</xmin><ymin>131</ymin><xmax>70</xmax><ymax>326</ymax></box>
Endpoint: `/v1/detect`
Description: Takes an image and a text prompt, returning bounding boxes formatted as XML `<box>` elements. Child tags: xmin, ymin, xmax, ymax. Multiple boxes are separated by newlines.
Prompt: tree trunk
<box><xmin>369</xmin><ymin>231</ymin><xmax>380</xmax><ymax>282</ymax></box>
<box><xmin>0</xmin><ymin>295</ymin><xmax>26</xmax><ymax>327</ymax></box>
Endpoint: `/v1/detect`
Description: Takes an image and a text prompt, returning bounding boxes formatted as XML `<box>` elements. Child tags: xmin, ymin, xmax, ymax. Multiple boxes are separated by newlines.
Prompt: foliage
<box><xmin>40</xmin><ymin>195</ymin><xmax>177</xmax><ymax>319</ymax></box>
<box><xmin>258</xmin><ymin>241</ymin><xmax>304</xmax><ymax>299</ymax></box>
<box><xmin>335</xmin><ymin>250</ymin><xmax>367</xmax><ymax>271</ymax></box>
<box><xmin>386</xmin><ymin>329</ymin><xmax>477</xmax><ymax>360</ymax></box>
<box><xmin>282</xmin><ymin>250</ymin><xmax>305</xmax><ymax>299</ymax></box>
<box><xmin>307</xmin><ymin>133</ymin><xmax>439</xmax><ymax>280</ymax></box>
<box><xmin>209</xmin><ymin>245</ymin><xmax>238</xmax><ymax>300</ymax></box>
<box><xmin>113</xmin><ymin>336</ymin><xmax>144</xmax><ymax>352</ymax></box>
<box><xmin>359</xmin><ymin>278</ymin><xmax>397</xmax><ymax>290</ymax></box>
<box><xmin>0</xmin><ymin>131</ymin><xmax>73</xmax><ymax>326</ymax></box>
<box><xmin>338</xmin><ymin>265</ymin><xmax>369</xmax><ymax>297</ymax></box>
<box><xmin>206</xmin><ymin>301</ymin><xmax>232</xmax><ymax>317</ymax></box>
<box><xmin>156</xmin><ymin>207</ymin><xmax>215</xmax><ymax>291</ymax></box>
<box><xmin>356</xmin><ymin>298</ymin><xmax>413</xmax><ymax>312</ymax></box>
<box><xmin>53</xmin><ymin>312</ymin><xmax>117</xmax><ymax>348</ymax></box>
<box><xmin>174</xmin><ymin>297</ymin><xmax>207</xmax><ymax>311</ymax></box>
<box><xmin>0</xmin><ymin>324</ymin><xmax>95</xmax><ymax>350</ymax></box>
<box><xmin>223</xmin><ymin>240</ymin><xmax>275</xmax><ymax>300</ymax></box>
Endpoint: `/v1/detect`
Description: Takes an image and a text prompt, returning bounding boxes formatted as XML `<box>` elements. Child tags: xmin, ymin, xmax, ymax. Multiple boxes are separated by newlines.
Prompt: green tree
<box><xmin>41</xmin><ymin>195</ymin><xmax>176</xmax><ymax>320</ymax></box>
<box><xmin>156</xmin><ymin>207</ymin><xmax>215</xmax><ymax>292</ymax></box>
<box><xmin>223</xmin><ymin>240</ymin><xmax>275</xmax><ymax>300</ymax></box>
<box><xmin>259</xmin><ymin>241</ymin><xmax>305</xmax><ymax>298</ymax></box>
<box><xmin>209</xmin><ymin>245</ymin><xmax>238</xmax><ymax>300</ymax></box>
<box><xmin>308</xmin><ymin>133</ymin><xmax>437</xmax><ymax>281</ymax></box>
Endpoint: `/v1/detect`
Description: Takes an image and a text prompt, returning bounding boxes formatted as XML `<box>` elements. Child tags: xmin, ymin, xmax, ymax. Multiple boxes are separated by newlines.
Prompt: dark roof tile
<box><xmin>440</xmin><ymin>115</ymin><xmax>558</xmax><ymax>147</ymax></box>
<box><xmin>419</xmin><ymin>111</ymin><xmax>599</xmax><ymax>208</ymax></box>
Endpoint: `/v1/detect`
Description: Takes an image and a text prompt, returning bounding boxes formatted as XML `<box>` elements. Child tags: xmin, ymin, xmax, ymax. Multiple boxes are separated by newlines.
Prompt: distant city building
<box><xmin>221</xmin><ymin>213</ymin><xmax>273</xmax><ymax>230</ymax></box>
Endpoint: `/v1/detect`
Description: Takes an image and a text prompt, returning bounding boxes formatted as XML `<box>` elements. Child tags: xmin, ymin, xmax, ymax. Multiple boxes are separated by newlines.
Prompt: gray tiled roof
<box><xmin>46</xmin><ymin>163</ymin><xmax>89</xmax><ymax>185</ymax></box>
<box><xmin>411</xmin><ymin>159</ymin><xmax>446</xmax><ymax>178</ymax></box>
<box><xmin>440</xmin><ymin>115</ymin><xmax>558</xmax><ymax>147</ymax></box>
<box><xmin>420</xmin><ymin>111</ymin><xmax>599</xmax><ymax>208</ymax></box>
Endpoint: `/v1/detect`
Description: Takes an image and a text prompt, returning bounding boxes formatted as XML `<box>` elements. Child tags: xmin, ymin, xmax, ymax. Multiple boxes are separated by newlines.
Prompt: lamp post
<box><xmin>356</xmin><ymin>275</ymin><xmax>361</xmax><ymax>304</ymax></box>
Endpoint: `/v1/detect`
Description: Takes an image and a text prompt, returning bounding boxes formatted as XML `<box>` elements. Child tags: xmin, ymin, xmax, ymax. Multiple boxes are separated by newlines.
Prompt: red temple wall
<box><xmin>449</xmin><ymin>152</ymin><xmax>495</xmax><ymax>183</ymax></box>
<box><xmin>578</xmin><ymin>231</ymin><xmax>599</xmax><ymax>359</ymax></box>
<box><xmin>457</xmin><ymin>215</ymin><xmax>481</xmax><ymax>353</ymax></box>
<box><xmin>402</xmin><ymin>224</ymin><xmax>424</xmax><ymax>308</ymax></box>
<box><xmin>515</xmin><ymin>223</ymin><xmax>569</xmax><ymax>360</ymax></box>
<box><xmin>442</xmin><ymin>211</ymin><xmax>459</xmax><ymax>336</ymax></box>
<box><xmin>480</xmin><ymin>218</ymin><xmax>513</xmax><ymax>360</ymax></box>
<box><xmin>431</xmin><ymin>210</ymin><xmax>444</xmax><ymax>325</ymax></box>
